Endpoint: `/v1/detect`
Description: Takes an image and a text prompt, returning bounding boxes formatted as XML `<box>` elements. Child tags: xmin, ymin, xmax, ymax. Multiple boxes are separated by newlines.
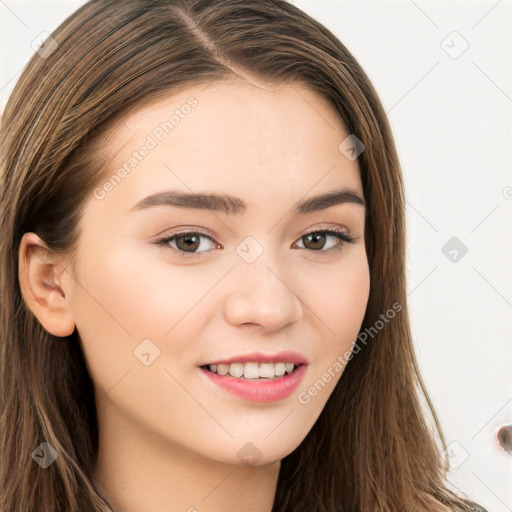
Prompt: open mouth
<box><xmin>200</xmin><ymin>362</ymin><xmax>302</xmax><ymax>381</ymax></box>
<box><xmin>199</xmin><ymin>361</ymin><xmax>308</xmax><ymax>402</ymax></box>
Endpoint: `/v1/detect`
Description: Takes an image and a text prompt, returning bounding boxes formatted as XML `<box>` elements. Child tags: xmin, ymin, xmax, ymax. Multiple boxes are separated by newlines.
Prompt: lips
<box><xmin>199</xmin><ymin>362</ymin><xmax>308</xmax><ymax>402</ymax></box>
<box><xmin>197</xmin><ymin>351</ymin><xmax>309</xmax><ymax>402</ymax></box>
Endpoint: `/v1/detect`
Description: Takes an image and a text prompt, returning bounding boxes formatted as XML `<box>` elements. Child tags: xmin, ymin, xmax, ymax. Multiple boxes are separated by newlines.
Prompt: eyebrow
<box><xmin>128</xmin><ymin>188</ymin><xmax>365</xmax><ymax>215</ymax></box>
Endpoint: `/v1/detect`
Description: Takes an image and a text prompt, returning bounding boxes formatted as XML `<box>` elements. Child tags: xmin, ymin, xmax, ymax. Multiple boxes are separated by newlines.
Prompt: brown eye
<box><xmin>174</xmin><ymin>234</ymin><xmax>201</xmax><ymax>252</ymax></box>
<box><xmin>302</xmin><ymin>232</ymin><xmax>328</xmax><ymax>250</ymax></box>
<box><xmin>154</xmin><ymin>231</ymin><xmax>218</xmax><ymax>259</ymax></box>
<box><xmin>297</xmin><ymin>229</ymin><xmax>355</xmax><ymax>253</ymax></box>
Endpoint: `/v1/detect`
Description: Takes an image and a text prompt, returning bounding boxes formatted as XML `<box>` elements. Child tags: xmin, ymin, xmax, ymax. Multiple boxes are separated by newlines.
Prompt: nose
<box><xmin>223</xmin><ymin>255</ymin><xmax>304</xmax><ymax>331</ymax></box>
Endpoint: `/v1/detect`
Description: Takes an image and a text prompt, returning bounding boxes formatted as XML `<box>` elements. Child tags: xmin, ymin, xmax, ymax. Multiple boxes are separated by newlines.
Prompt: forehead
<box><xmin>110</xmin><ymin>78</ymin><xmax>350</xmax><ymax>159</ymax></box>
<box><xmin>91</xmin><ymin>79</ymin><xmax>363</xmax><ymax>213</ymax></box>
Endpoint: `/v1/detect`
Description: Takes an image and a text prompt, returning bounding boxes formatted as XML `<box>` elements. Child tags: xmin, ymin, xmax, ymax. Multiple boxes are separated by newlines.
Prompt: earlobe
<box><xmin>18</xmin><ymin>232</ymin><xmax>76</xmax><ymax>338</ymax></box>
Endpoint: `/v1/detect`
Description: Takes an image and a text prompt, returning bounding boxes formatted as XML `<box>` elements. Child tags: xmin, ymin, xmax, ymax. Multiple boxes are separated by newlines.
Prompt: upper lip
<box><xmin>199</xmin><ymin>351</ymin><xmax>309</xmax><ymax>366</ymax></box>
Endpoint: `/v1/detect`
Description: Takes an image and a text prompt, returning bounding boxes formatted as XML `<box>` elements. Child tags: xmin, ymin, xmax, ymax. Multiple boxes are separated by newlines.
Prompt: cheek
<box><xmin>292</xmin><ymin>255</ymin><xmax>369</xmax><ymax>414</ymax></box>
<box><xmin>70</xmin><ymin>243</ymin><xmax>222</xmax><ymax>375</ymax></box>
<box><xmin>305</xmin><ymin>251</ymin><xmax>370</xmax><ymax>342</ymax></box>
<box><xmin>72</xmin><ymin>241</ymin><xmax>206</xmax><ymax>334</ymax></box>
<box><xmin>68</xmin><ymin>242</ymin><xmax>169</xmax><ymax>387</ymax></box>
<box><xmin>299</xmin><ymin>251</ymin><xmax>370</xmax><ymax>385</ymax></box>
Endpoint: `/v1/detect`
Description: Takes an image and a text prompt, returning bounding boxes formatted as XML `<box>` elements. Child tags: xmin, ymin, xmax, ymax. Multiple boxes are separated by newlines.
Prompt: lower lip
<box><xmin>200</xmin><ymin>365</ymin><xmax>307</xmax><ymax>402</ymax></box>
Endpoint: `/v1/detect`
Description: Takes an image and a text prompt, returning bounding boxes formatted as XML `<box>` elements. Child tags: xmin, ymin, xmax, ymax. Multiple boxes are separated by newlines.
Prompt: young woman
<box><xmin>0</xmin><ymin>0</ymin><xmax>488</xmax><ymax>511</ymax></box>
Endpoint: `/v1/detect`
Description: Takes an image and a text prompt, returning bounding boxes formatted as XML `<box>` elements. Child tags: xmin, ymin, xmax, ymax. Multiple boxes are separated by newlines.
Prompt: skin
<box><xmin>19</xmin><ymin>77</ymin><xmax>370</xmax><ymax>512</ymax></box>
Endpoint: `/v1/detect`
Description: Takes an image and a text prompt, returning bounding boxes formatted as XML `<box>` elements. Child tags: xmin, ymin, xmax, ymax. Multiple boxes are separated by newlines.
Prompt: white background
<box><xmin>1</xmin><ymin>1</ymin><xmax>511</xmax><ymax>510</ymax></box>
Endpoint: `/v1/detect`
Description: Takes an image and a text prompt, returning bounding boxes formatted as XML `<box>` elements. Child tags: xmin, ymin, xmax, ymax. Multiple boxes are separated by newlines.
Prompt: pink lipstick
<box><xmin>198</xmin><ymin>351</ymin><xmax>308</xmax><ymax>402</ymax></box>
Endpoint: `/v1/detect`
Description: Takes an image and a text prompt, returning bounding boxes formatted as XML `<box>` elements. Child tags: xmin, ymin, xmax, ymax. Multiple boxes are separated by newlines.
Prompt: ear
<box><xmin>18</xmin><ymin>232</ymin><xmax>76</xmax><ymax>337</ymax></box>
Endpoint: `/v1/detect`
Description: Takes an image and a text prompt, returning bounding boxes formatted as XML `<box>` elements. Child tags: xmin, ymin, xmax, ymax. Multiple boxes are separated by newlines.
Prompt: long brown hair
<box><xmin>0</xmin><ymin>1</ymin><xmax>485</xmax><ymax>510</ymax></box>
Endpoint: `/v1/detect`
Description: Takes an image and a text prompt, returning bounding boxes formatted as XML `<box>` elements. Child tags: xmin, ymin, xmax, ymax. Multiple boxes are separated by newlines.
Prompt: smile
<box><xmin>201</xmin><ymin>361</ymin><xmax>296</xmax><ymax>379</ymax></box>
<box><xmin>199</xmin><ymin>363</ymin><xmax>307</xmax><ymax>402</ymax></box>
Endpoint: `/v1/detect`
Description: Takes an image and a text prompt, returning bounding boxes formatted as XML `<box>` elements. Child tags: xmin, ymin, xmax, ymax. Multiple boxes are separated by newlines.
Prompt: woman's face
<box><xmin>65</xmin><ymin>78</ymin><xmax>370</xmax><ymax>466</ymax></box>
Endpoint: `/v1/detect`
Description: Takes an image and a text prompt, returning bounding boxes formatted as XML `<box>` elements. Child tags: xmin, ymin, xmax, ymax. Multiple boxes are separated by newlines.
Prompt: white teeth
<box><xmin>216</xmin><ymin>364</ymin><xmax>229</xmax><ymax>376</ymax></box>
<box><xmin>259</xmin><ymin>363</ymin><xmax>274</xmax><ymax>379</ymax></box>
<box><xmin>274</xmin><ymin>362</ymin><xmax>286</xmax><ymax>377</ymax></box>
<box><xmin>229</xmin><ymin>363</ymin><xmax>244</xmax><ymax>378</ymax></box>
<box><xmin>243</xmin><ymin>362</ymin><xmax>260</xmax><ymax>379</ymax></box>
<box><xmin>206</xmin><ymin>361</ymin><xmax>298</xmax><ymax>379</ymax></box>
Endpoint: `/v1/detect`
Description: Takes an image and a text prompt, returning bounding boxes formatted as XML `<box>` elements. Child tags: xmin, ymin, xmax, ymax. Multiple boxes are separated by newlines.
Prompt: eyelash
<box><xmin>153</xmin><ymin>228</ymin><xmax>357</xmax><ymax>260</ymax></box>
